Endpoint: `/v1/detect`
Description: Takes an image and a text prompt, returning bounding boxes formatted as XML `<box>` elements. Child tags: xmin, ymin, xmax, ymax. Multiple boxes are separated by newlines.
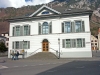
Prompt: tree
<box><xmin>0</xmin><ymin>42</ymin><xmax>8</xmax><ymax>53</ymax></box>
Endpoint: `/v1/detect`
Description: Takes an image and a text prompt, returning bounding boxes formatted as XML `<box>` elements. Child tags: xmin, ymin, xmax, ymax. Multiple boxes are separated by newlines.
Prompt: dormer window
<box><xmin>42</xmin><ymin>11</ymin><xmax>49</xmax><ymax>15</ymax></box>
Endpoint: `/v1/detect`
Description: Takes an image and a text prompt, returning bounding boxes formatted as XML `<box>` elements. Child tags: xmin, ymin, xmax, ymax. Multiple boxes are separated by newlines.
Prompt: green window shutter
<box><xmin>12</xmin><ymin>42</ymin><xmax>15</xmax><ymax>49</ymax></box>
<box><xmin>12</xmin><ymin>27</ymin><xmax>15</xmax><ymax>36</ymax></box>
<box><xmin>71</xmin><ymin>39</ymin><xmax>76</xmax><ymax>48</ymax></box>
<box><xmin>62</xmin><ymin>39</ymin><xmax>65</xmax><ymax>48</ymax></box>
<box><xmin>20</xmin><ymin>26</ymin><xmax>23</xmax><ymax>36</ymax></box>
<box><xmin>82</xmin><ymin>21</ymin><xmax>85</xmax><ymax>32</ymax></box>
<box><xmin>28</xmin><ymin>25</ymin><xmax>30</xmax><ymax>35</ymax></box>
<box><xmin>19</xmin><ymin>41</ymin><xmax>23</xmax><ymax>49</ymax></box>
<box><xmin>38</xmin><ymin>23</ymin><xmax>41</xmax><ymax>34</ymax></box>
<box><xmin>28</xmin><ymin>41</ymin><xmax>30</xmax><ymax>49</ymax></box>
<box><xmin>83</xmin><ymin>38</ymin><xmax>85</xmax><ymax>47</ymax></box>
<box><xmin>71</xmin><ymin>22</ymin><xmax>75</xmax><ymax>33</ymax></box>
<box><xmin>49</xmin><ymin>22</ymin><xmax>52</xmax><ymax>33</ymax></box>
<box><xmin>62</xmin><ymin>22</ymin><xmax>64</xmax><ymax>33</ymax></box>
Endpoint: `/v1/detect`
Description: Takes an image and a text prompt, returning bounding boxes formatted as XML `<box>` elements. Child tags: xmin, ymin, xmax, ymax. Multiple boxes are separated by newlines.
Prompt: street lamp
<box><xmin>58</xmin><ymin>38</ymin><xmax>60</xmax><ymax>59</ymax></box>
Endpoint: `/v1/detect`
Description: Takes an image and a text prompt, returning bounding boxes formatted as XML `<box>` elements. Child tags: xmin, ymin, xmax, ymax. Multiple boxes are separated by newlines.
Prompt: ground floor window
<box><xmin>12</xmin><ymin>41</ymin><xmax>30</xmax><ymax>49</ymax></box>
<box><xmin>62</xmin><ymin>38</ymin><xmax>85</xmax><ymax>48</ymax></box>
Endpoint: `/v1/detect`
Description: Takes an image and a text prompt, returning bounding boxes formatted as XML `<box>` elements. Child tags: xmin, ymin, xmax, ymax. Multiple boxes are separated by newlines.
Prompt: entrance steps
<box><xmin>26</xmin><ymin>52</ymin><xmax>58</xmax><ymax>60</ymax></box>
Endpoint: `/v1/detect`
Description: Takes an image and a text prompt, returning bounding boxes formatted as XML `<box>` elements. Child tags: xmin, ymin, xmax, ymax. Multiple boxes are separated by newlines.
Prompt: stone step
<box><xmin>27</xmin><ymin>52</ymin><xmax>58</xmax><ymax>60</ymax></box>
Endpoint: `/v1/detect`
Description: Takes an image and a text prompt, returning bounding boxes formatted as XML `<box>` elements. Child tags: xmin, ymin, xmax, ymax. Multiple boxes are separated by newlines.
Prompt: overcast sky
<box><xmin>0</xmin><ymin>0</ymin><xmax>54</xmax><ymax>8</ymax></box>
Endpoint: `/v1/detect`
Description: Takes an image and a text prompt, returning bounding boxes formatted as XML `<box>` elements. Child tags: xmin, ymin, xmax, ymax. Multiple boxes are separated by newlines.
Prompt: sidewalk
<box><xmin>0</xmin><ymin>51</ymin><xmax>100</xmax><ymax>63</ymax></box>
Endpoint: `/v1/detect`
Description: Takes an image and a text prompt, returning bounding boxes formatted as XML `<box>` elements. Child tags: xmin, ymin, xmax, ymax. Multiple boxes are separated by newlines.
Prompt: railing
<box><xmin>49</xmin><ymin>48</ymin><xmax>59</xmax><ymax>59</ymax></box>
<box><xmin>28</xmin><ymin>48</ymin><xmax>59</xmax><ymax>59</ymax></box>
<box><xmin>29</xmin><ymin>48</ymin><xmax>41</xmax><ymax>56</ymax></box>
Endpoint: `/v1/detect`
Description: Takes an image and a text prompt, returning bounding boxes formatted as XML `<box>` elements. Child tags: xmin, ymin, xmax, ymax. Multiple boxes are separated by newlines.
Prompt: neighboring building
<box><xmin>91</xmin><ymin>35</ymin><xmax>98</xmax><ymax>50</ymax></box>
<box><xmin>98</xmin><ymin>28</ymin><xmax>100</xmax><ymax>50</ymax></box>
<box><xmin>8</xmin><ymin>5</ymin><xmax>93</xmax><ymax>58</ymax></box>
<box><xmin>0</xmin><ymin>35</ymin><xmax>6</xmax><ymax>44</ymax></box>
<box><xmin>1</xmin><ymin>32</ymin><xmax>9</xmax><ymax>48</ymax></box>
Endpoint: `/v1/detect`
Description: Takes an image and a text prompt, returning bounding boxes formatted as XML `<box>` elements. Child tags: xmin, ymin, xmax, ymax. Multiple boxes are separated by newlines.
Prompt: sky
<box><xmin>0</xmin><ymin>0</ymin><xmax>54</xmax><ymax>8</ymax></box>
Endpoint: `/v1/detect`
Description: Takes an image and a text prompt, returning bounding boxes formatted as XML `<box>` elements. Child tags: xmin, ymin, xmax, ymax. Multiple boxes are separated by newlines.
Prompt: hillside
<box><xmin>0</xmin><ymin>0</ymin><xmax>100</xmax><ymax>36</ymax></box>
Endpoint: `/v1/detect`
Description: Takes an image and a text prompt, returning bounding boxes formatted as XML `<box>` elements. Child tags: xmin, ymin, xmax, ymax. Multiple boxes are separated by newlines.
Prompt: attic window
<box><xmin>42</xmin><ymin>11</ymin><xmax>49</xmax><ymax>15</ymax></box>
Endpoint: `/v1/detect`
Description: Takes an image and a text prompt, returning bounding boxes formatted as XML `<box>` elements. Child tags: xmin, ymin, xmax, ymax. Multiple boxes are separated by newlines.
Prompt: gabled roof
<box><xmin>29</xmin><ymin>5</ymin><xmax>61</xmax><ymax>17</ymax></box>
<box><xmin>53</xmin><ymin>6</ymin><xmax>92</xmax><ymax>14</ymax></box>
<box><xmin>7</xmin><ymin>5</ymin><xmax>93</xmax><ymax>22</ymax></box>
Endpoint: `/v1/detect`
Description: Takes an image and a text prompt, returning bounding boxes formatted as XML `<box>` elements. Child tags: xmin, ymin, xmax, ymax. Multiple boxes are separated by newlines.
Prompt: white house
<box><xmin>8</xmin><ymin>5</ymin><xmax>93</xmax><ymax>58</ymax></box>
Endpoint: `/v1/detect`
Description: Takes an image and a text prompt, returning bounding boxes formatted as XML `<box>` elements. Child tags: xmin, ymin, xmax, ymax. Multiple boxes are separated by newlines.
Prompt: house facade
<box><xmin>8</xmin><ymin>5</ymin><xmax>93</xmax><ymax>58</ymax></box>
<box><xmin>91</xmin><ymin>35</ymin><xmax>98</xmax><ymax>50</ymax></box>
<box><xmin>1</xmin><ymin>32</ymin><xmax>9</xmax><ymax>48</ymax></box>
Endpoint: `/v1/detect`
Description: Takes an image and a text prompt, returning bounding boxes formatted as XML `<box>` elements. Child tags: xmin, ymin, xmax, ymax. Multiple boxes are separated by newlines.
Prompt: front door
<box><xmin>42</xmin><ymin>42</ymin><xmax>49</xmax><ymax>52</ymax></box>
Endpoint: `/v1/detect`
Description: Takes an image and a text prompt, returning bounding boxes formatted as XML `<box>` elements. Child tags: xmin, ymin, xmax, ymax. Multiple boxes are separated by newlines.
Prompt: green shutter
<box><xmin>62</xmin><ymin>39</ymin><xmax>65</xmax><ymax>48</ymax></box>
<box><xmin>82</xmin><ymin>21</ymin><xmax>85</xmax><ymax>32</ymax></box>
<box><xmin>49</xmin><ymin>22</ymin><xmax>52</xmax><ymax>33</ymax></box>
<box><xmin>19</xmin><ymin>41</ymin><xmax>23</xmax><ymax>49</ymax></box>
<box><xmin>38</xmin><ymin>23</ymin><xmax>41</xmax><ymax>34</ymax></box>
<box><xmin>20</xmin><ymin>26</ymin><xmax>23</xmax><ymax>36</ymax></box>
<box><xmin>12</xmin><ymin>27</ymin><xmax>15</xmax><ymax>36</ymax></box>
<box><xmin>71</xmin><ymin>22</ymin><xmax>75</xmax><ymax>33</ymax></box>
<box><xmin>83</xmin><ymin>38</ymin><xmax>85</xmax><ymax>47</ymax></box>
<box><xmin>72</xmin><ymin>39</ymin><xmax>76</xmax><ymax>48</ymax></box>
<box><xmin>28</xmin><ymin>25</ymin><xmax>30</xmax><ymax>35</ymax></box>
<box><xmin>28</xmin><ymin>41</ymin><xmax>30</xmax><ymax>49</ymax></box>
<box><xmin>12</xmin><ymin>42</ymin><xmax>15</xmax><ymax>49</ymax></box>
<box><xmin>62</xmin><ymin>22</ymin><xmax>64</xmax><ymax>33</ymax></box>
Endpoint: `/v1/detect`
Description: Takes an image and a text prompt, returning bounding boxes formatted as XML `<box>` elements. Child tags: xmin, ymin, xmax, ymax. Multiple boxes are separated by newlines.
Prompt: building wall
<box><xmin>1</xmin><ymin>33</ymin><xmax>9</xmax><ymax>48</ymax></box>
<box><xmin>8</xmin><ymin>15</ymin><xmax>92</xmax><ymax>58</ymax></box>
<box><xmin>91</xmin><ymin>35</ymin><xmax>98</xmax><ymax>50</ymax></box>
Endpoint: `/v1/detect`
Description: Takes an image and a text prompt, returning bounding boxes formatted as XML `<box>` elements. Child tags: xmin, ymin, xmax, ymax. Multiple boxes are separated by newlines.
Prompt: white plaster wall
<box><xmin>9</xmin><ymin>15</ymin><xmax>92</xmax><ymax>58</ymax></box>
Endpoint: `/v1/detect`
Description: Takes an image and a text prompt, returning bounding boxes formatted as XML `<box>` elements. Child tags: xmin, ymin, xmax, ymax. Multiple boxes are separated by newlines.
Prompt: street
<box><xmin>0</xmin><ymin>51</ymin><xmax>100</xmax><ymax>75</ymax></box>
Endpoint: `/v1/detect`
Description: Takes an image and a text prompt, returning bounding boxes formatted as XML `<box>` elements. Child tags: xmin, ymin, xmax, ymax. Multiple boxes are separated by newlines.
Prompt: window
<box><xmin>91</xmin><ymin>40</ymin><xmax>93</xmax><ymax>42</ymax></box>
<box><xmin>23</xmin><ymin>41</ymin><xmax>30</xmax><ymax>49</ymax></box>
<box><xmin>91</xmin><ymin>43</ymin><xmax>94</xmax><ymax>45</ymax></box>
<box><xmin>62</xmin><ymin>20</ymin><xmax>85</xmax><ymax>33</ymax></box>
<box><xmin>12</xmin><ymin>25</ymin><xmax>30</xmax><ymax>36</ymax></box>
<box><xmin>12</xmin><ymin>41</ymin><xmax>30</xmax><ymax>49</ymax></box>
<box><xmin>75</xmin><ymin>20</ymin><xmax>85</xmax><ymax>32</ymax></box>
<box><xmin>15</xmin><ymin>41</ymin><xmax>20</xmax><ymax>49</ymax></box>
<box><xmin>42</xmin><ymin>22</ymin><xmax>49</xmax><ymax>34</ymax></box>
<box><xmin>6</xmin><ymin>43</ymin><xmax>8</xmax><ymax>46</ymax></box>
<box><xmin>42</xmin><ymin>11</ymin><xmax>49</xmax><ymax>15</ymax></box>
<box><xmin>38</xmin><ymin>22</ymin><xmax>52</xmax><ymax>34</ymax></box>
<box><xmin>62</xmin><ymin>21</ymin><xmax>72</xmax><ymax>33</ymax></box>
<box><xmin>65</xmin><ymin>22</ymin><xmax>71</xmax><ymax>33</ymax></box>
<box><xmin>62</xmin><ymin>38</ymin><xmax>85</xmax><ymax>48</ymax></box>
<box><xmin>66</xmin><ymin>39</ymin><xmax>71</xmax><ymax>48</ymax></box>
<box><xmin>77</xmin><ymin>39</ymin><xmax>82</xmax><ymax>47</ymax></box>
<box><xmin>16</xmin><ymin>26</ymin><xmax>20</xmax><ymax>36</ymax></box>
<box><xmin>95</xmin><ymin>43</ymin><xmax>97</xmax><ymax>45</ymax></box>
<box><xmin>95</xmin><ymin>40</ymin><xmax>97</xmax><ymax>42</ymax></box>
<box><xmin>24</xmin><ymin>25</ymin><xmax>30</xmax><ymax>35</ymax></box>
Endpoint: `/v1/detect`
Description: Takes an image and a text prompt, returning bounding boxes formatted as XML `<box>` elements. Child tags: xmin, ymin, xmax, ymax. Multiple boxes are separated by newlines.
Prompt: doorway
<box><xmin>42</xmin><ymin>39</ymin><xmax>49</xmax><ymax>52</ymax></box>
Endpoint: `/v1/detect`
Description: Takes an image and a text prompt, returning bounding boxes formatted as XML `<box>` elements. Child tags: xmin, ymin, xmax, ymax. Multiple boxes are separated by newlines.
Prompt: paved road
<box><xmin>0</xmin><ymin>58</ymin><xmax>100</xmax><ymax>75</ymax></box>
<box><xmin>0</xmin><ymin>51</ymin><xmax>100</xmax><ymax>75</ymax></box>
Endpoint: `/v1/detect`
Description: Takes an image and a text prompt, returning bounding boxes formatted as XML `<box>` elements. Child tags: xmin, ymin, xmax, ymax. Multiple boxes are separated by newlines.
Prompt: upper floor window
<box><xmin>75</xmin><ymin>21</ymin><xmax>85</xmax><ymax>32</ymax></box>
<box><xmin>42</xmin><ymin>22</ymin><xmax>49</xmax><ymax>34</ymax></box>
<box><xmin>62</xmin><ymin>20</ymin><xmax>85</xmax><ymax>33</ymax></box>
<box><xmin>12</xmin><ymin>25</ymin><xmax>30</xmax><ymax>36</ymax></box>
<box><xmin>65</xmin><ymin>22</ymin><xmax>71</xmax><ymax>33</ymax></box>
<box><xmin>38</xmin><ymin>22</ymin><xmax>52</xmax><ymax>35</ymax></box>
<box><xmin>16</xmin><ymin>26</ymin><xmax>20</xmax><ymax>36</ymax></box>
<box><xmin>24</xmin><ymin>25</ymin><xmax>30</xmax><ymax>36</ymax></box>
